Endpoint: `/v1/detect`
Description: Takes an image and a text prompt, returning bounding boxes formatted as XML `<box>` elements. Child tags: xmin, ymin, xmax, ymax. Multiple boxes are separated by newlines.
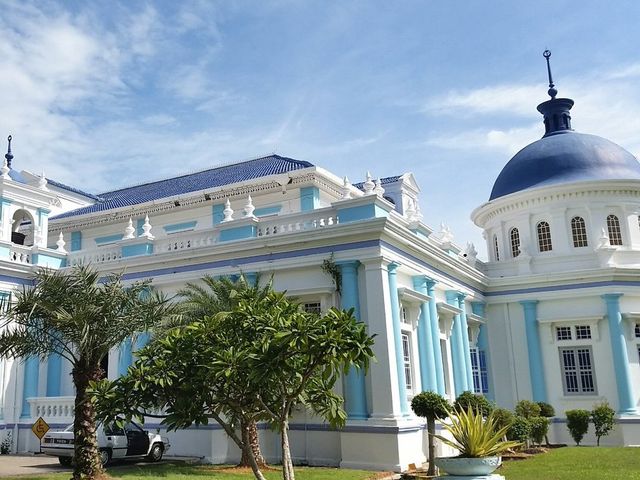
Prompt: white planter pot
<box><xmin>434</xmin><ymin>456</ymin><xmax>502</xmax><ymax>476</ymax></box>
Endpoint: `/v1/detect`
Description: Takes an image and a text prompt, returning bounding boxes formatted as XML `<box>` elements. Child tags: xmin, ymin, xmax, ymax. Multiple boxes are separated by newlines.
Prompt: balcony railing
<box><xmin>28</xmin><ymin>396</ymin><xmax>75</xmax><ymax>423</ymax></box>
<box><xmin>8</xmin><ymin>244</ymin><xmax>32</xmax><ymax>264</ymax></box>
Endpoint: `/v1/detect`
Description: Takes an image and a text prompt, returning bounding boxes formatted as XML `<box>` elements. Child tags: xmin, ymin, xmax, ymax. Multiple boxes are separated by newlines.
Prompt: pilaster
<box><xmin>520</xmin><ymin>300</ymin><xmax>547</xmax><ymax>402</ymax></box>
<box><xmin>457</xmin><ymin>293</ymin><xmax>474</xmax><ymax>392</ymax></box>
<box><xmin>20</xmin><ymin>357</ymin><xmax>39</xmax><ymax>418</ymax></box>
<box><xmin>117</xmin><ymin>338</ymin><xmax>133</xmax><ymax>377</ymax></box>
<box><xmin>446</xmin><ymin>290</ymin><xmax>468</xmax><ymax>395</ymax></box>
<box><xmin>426</xmin><ymin>279</ymin><xmax>446</xmax><ymax>395</ymax></box>
<box><xmin>45</xmin><ymin>354</ymin><xmax>61</xmax><ymax>397</ymax></box>
<box><xmin>412</xmin><ymin>276</ymin><xmax>437</xmax><ymax>392</ymax></box>
<box><xmin>388</xmin><ymin>263</ymin><xmax>409</xmax><ymax>415</ymax></box>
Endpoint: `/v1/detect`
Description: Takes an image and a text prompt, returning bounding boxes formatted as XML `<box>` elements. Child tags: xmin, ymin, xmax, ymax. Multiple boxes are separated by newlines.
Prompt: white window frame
<box><xmin>607</xmin><ymin>214</ymin><xmax>623</xmax><ymax>246</ymax></box>
<box><xmin>559</xmin><ymin>346</ymin><xmax>597</xmax><ymax>396</ymax></box>
<box><xmin>570</xmin><ymin>216</ymin><xmax>589</xmax><ymax>248</ymax></box>
<box><xmin>401</xmin><ymin>332</ymin><xmax>414</xmax><ymax>395</ymax></box>
<box><xmin>536</xmin><ymin>220</ymin><xmax>553</xmax><ymax>252</ymax></box>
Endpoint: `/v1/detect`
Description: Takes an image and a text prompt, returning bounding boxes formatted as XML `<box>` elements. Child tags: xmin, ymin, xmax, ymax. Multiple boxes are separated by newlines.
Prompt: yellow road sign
<box><xmin>32</xmin><ymin>417</ymin><xmax>50</xmax><ymax>440</ymax></box>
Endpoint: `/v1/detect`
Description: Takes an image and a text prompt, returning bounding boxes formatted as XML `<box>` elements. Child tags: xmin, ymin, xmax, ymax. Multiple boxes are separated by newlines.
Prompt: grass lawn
<box><xmin>3</xmin><ymin>463</ymin><xmax>380</xmax><ymax>480</ymax></box>
<box><xmin>499</xmin><ymin>447</ymin><xmax>640</xmax><ymax>480</ymax></box>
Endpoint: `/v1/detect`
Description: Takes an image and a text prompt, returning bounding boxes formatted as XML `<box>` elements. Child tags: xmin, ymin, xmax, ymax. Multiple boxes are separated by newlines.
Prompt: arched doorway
<box><xmin>11</xmin><ymin>209</ymin><xmax>35</xmax><ymax>246</ymax></box>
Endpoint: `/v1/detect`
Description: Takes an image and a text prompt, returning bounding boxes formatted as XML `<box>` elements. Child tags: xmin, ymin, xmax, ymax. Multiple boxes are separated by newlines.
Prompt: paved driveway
<box><xmin>0</xmin><ymin>454</ymin><xmax>68</xmax><ymax>476</ymax></box>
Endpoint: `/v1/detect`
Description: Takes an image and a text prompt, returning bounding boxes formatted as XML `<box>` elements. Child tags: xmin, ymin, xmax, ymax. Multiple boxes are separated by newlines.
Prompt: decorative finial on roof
<box><xmin>124</xmin><ymin>218</ymin><xmax>136</xmax><ymax>239</ymax></box>
<box><xmin>543</xmin><ymin>50</ymin><xmax>557</xmax><ymax>99</ymax></box>
<box><xmin>5</xmin><ymin>135</ymin><xmax>13</xmax><ymax>168</ymax></box>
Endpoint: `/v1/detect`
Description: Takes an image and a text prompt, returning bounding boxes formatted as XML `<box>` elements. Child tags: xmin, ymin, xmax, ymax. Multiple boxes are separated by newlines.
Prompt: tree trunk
<box><xmin>281</xmin><ymin>419</ymin><xmax>295</xmax><ymax>480</ymax></box>
<box><xmin>240</xmin><ymin>419</ymin><xmax>266</xmax><ymax>467</ymax></box>
<box><xmin>71</xmin><ymin>363</ymin><xmax>105</xmax><ymax>480</ymax></box>
<box><xmin>427</xmin><ymin>417</ymin><xmax>437</xmax><ymax>476</ymax></box>
<box><xmin>211</xmin><ymin>413</ymin><xmax>267</xmax><ymax>480</ymax></box>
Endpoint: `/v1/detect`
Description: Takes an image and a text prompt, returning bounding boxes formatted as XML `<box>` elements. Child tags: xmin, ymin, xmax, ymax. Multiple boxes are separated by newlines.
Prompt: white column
<box><xmin>360</xmin><ymin>258</ymin><xmax>403</xmax><ymax>421</ymax></box>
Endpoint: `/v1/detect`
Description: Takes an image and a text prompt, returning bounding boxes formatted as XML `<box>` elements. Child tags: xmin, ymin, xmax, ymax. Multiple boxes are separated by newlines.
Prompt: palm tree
<box><xmin>175</xmin><ymin>274</ymin><xmax>269</xmax><ymax>467</ymax></box>
<box><xmin>0</xmin><ymin>265</ymin><xmax>176</xmax><ymax>480</ymax></box>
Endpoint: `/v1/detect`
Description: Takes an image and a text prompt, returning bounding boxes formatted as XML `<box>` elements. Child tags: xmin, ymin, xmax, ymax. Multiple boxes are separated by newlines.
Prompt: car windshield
<box><xmin>63</xmin><ymin>425</ymin><xmax>74</xmax><ymax>432</ymax></box>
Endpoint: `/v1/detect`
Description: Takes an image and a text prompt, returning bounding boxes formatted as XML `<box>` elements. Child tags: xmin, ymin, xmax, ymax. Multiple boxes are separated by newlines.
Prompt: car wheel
<box><xmin>58</xmin><ymin>456</ymin><xmax>72</xmax><ymax>467</ymax></box>
<box><xmin>99</xmin><ymin>448</ymin><xmax>112</xmax><ymax>466</ymax></box>
<box><xmin>146</xmin><ymin>443</ymin><xmax>163</xmax><ymax>462</ymax></box>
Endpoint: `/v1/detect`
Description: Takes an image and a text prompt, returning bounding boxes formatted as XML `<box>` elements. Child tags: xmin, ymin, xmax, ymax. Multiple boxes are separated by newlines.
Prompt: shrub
<box><xmin>529</xmin><ymin>417</ymin><xmax>549</xmax><ymax>445</ymax></box>
<box><xmin>537</xmin><ymin>402</ymin><xmax>555</xmax><ymax>418</ymax></box>
<box><xmin>515</xmin><ymin>399</ymin><xmax>541</xmax><ymax>419</ymax></box>
<box><xmin>592</xmin><ymin>402</ymin><xmax>616</xmax><ymax>446</ymax></box>
<box><xmin>0</xmin><ymin>432</ymin><xmax>11</xmax><ymax>455</ymax></box>
<box><xmin>453</xmin><ymin>391</ymin><xmax>494</xmax><ymax>417</ymax></box>
<box><xmin>492</xmin><ymin>408</ymin><xmax>515</xmax><ymax>431</ymax></box>
<box><xmin>411</xmin><ymin>391</ymin><xmax>450</xmax><ymax>420</ymax></box>
<box><xmin>566</xmin><ymin>409</ymin><xmax>590</xmax><ymax>445</ymax></box>
<box><xmin>507</xmin><ymin>416</ymin><xmax>531</xmax><ymax>445</ymax></box>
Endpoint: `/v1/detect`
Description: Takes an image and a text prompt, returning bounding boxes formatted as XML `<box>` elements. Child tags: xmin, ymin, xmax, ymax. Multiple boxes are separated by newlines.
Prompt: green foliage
<box><xmin>537</xmin><ymin>401</ymin><xmax>555</xmax><ymax>418</ymax></box>
<box><xmin>432</xmin><ymin>407</ymin><xmax>520</xmax><ymax>458</ymax></box>
<box><xmin>529</xmin><ymin>417</ymin><xmax>549</xmax><ymax>445</ymax></box>
<box><xmin>0</xmin><ymin>432</ymin><xmax>11</xmax><ymax>454</ymax></box>
<box><xmin>515</xmin><ymin>400</ymin><xmax>541</xmax><ymax>419</ymax></box>
<box><xmin>507</xmin><ymin>416</ymin><xmax>531</xmax><ymax>444</ymax></box>
<box><xmin>321</xmin><ymin>254</ymin><xmax>342</xmax><ymax>295</ymax></box>
<box><xmin>453</xmin><ymin>391</ymin><xmax>494</xmax><ymax>417</ymax></box>
<box><xmin>411</xmin><ymin>392</ymin><xmax>450</xmax><ymax>420</ymax></box>
<box><xmin>592</xmin><ymin>402</ymin><xmax>616</xmax><ymax>446</ymax></box>
<box><xmin>566</xmin><ymin>409</ymin><xmax>591</xmax><ymax>446</ymax></box>
<box><xmin>491</xmin><ymin>407</ymin><xmax>515</xmax><ymax>431</ymax></box>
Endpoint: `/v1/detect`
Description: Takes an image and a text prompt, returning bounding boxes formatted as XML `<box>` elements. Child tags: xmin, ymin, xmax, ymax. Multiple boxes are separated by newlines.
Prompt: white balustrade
<box><xmin>8</xmin><ymin>244</ymin><xmax>31</xmax><ymax>264</ymax></box>
<box><xmin>28</xmin><ymin>396</ymin><xmax>75</xmax><ymax>422</ymax></box>
<box><xmin>257</xmin><ymin>208</ymin><xmax>339</xmax><ymax>237</ymax></box>
<box><xmin>68</xmin><ymin>247</ymin><xmax>122</xmax><ymax>266</ymax></box>
<box><xmin>160</xmin><ymin>231</ymin><xmax>216</xmax><ymax>252</ymax></box>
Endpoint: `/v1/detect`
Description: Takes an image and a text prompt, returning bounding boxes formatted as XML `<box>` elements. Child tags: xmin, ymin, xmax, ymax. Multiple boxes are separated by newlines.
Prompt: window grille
<box><xmin>401</xmin><ymin>333</ymin><xmax>413</xmax><ymax>392</ymax></box>
<box><xmin>571</xmin><ymin>216</ymin><xmax>588</xmax><ymax>247</ymax></box>
<box><xmin>575</xmin><ymin>325</ymin><xmax>591</xmax><ymax>340</ymax></box>
<box><xmin>303</xmin><ymin>302</ymin><xmax>321</xmax><ymax>314</ymax></box>
<box><xmin>560</xmin><ymin>347</ymin><xmax>596</xmax><ymax>395</ymax></box>
<box><xmin>493</xmin><ymin>235</ymin><xmax>500</xmax><ymax>261</ymax></box>
<box><xmin>537</xmin><ymin>221</ymin><xmax>553</xmax><ymax>252</ymax></box>
<box><xmin>401</xmin><ymin>307</ymin><xmax>410</xmax><ymax>324</ymax></box>
<box><xmin>510</xmin><ymin>228</ymin><xmax>520</xmax><ymax>258</ymax></box>
<box><xmin>607</xmin><ymin>214</ymin><xmax>623</xmax><ymax>246</ymax></box>
<box><xmin>635</xmin><ymin>323</ymin><xmax>640</xmax><ymax>338</ymax></box>
<box><xmin>470</xmin><ymin>348</ymin><xmax>489</xmax><ymax>395</ymax></box>
<box><xmin>556</xmin><ymin>326</ymin><xmax>572</xmax><ymax>341</ymax></box>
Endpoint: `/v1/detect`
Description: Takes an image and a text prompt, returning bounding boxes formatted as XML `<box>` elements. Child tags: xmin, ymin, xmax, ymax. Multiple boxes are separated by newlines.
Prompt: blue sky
<box><xmin>2</xmin><ymin>0</ymin><xmax>640</xmax><ymax>258</ymax></box>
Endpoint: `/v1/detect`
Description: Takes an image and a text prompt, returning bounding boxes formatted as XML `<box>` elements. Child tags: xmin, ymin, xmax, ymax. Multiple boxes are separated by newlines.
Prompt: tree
<box><xmin>0</xmin><ymin>266</ymin><xmax>176</xmax><ymax>480</ymax></box>
<box><xmin>173</xmin><ymin>274</ymin><xmax>269</xmax><ymax>467</ymax></box>
<box><xmin>92</xmin><ymin>286</ymin><xmax>376</xmax><ymax>480</ymax></box>
<box><xmin>529</xmin><ymin>417</ymin><xmax>549</xmax><ymax>446</ymax></box>
<box><xmin>515</xmin><ymin>400</ymin><xmax>541</xmax><ymax>419</ymax></box>
<box><xmin>592</xmin><ymin>402</ymin><xmax>615</xmax><ymax>446</ymax></box>
<box><xmin>565</xmin><ymin>409</ymin><xmax>590</xmax><ymax>446</ymax></box>
<box><xmin>411</xmin><ymin>392</ymin><xmax>450</xmax><ymax>476</ymax></box>
<box><xmin>453</xmin><ymin>391</ymin><xmax>494</xmax><ymax>417</ymax></box>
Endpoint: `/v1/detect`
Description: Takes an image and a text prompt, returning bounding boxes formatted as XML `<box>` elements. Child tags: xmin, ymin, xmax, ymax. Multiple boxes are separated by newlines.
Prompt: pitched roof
<box><xmin>51</xmin><ymin>155</ymin><xmax>314</xmax><ymax>220</ymax></box>
<box><xmin>47</xmin><ymin>178</ymin><xmax>102</xmax><ymax>201</ymax></box>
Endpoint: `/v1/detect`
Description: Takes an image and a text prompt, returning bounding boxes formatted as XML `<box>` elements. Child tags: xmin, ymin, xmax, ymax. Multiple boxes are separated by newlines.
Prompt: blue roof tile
<box><xmin>353</xmin><ymin>175</ymin><xmax>402</xmax><ymax>190</ymax></box>
<box><xmin>51</xmin><ymin>155</ymin><xmax>313</xmax><ymax>220</ymax></box>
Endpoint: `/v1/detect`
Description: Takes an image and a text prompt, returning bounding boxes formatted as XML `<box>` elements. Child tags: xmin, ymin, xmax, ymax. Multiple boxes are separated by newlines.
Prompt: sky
<box><xmin>2</xmin><ymin>0</ymin><xmax>640</xmax><ymax>259</ymax></box>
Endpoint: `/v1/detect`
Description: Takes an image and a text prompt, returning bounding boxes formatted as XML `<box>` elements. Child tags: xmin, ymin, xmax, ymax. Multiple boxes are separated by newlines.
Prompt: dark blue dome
<box><xmin>489</xmin><ymin>131</ymin><xmax>640</xmax><ymax>200</ymax></box>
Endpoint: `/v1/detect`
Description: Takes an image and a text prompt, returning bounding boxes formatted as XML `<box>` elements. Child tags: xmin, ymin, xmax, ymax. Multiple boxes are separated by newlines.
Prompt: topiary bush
<box><xmin>537</xmin><ymin>401</ymin><xmax>555</xmax><ymax>418</ymax></box>
<box><xmin>592</xmin><ymin>402</ymin><xmax>616</xmax><ymax>447</ymax></box>
<box><xmin>507</xmin><ymin>416</ymin><xmax>531</xmax><ymax>445</ymax></box>
<box><xmin>529</xmin><ymin>417</ymin><xmax>549</xmax><ymax>446</ymax></box>
<box><xmin>492</xmin><ymin>407</ymin><xmax>515</xmax><ymax>431</ymax></box>
<box><xmin>411</xmin><ymin>392</ymin><xmax>450</xmax><ymax>476</ymax></box>
<box><xmin>566</xmin><ymin>409</ymin><xmax>590</xmax><ymax>446</ymax></box>
<box><xmin>515</xmin><ymin>399</ymin><xmax>541</xmax><ymax>419</ymax></box>
<box><xmin>453</xmin><ymin>391</ymin><xmax>494</xmax><ymax>417</ymax></box>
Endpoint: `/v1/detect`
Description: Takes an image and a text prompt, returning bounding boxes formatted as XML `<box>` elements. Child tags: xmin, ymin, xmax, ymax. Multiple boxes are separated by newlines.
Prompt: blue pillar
<box><xmin>21</xmin><ymin>357</ymin><xmax>39</xmax><ymax>418</ymax></box>
<box><xmin>426</xmin><ymin>279</ymin><xmax>445</xmax><ymax>395</ymax></box>
<box><xmin>520</xmin><ymin>300</ymin><xmax>547</xmax><ymax>402</ymax></box>
<box><xmin>446</xmin><ymin>290</ymin><xmax>467</xmax><ymax>395</ymax></box>
<box><xmin>458</xmin><ymin>293</ymin><xmax>474</xmax><ymax>392</ymax></box>
<box><xmin>412</xmin><ymin>276</ymin><xmax>437</xmax><ymax>392</ymax></box>
<box><xmin>472</xmin><ymin>301</ymin><xmax>494</xmax><ymax>400</ymax></box>
<box><xmin>244</xmin><ymin>272</ymin><xmax>258</xmax><ymax>287</ymax></box>
<box><xmin>338</xmin><ymin>261</ymin><xmax>368</xmax><ymax>419</ymax></box>
<box><xmin>388</xmin><ymin>263</ymin><xmax>409</xmax><ymax>415</ymax></box>
<box><xmin>46</xmin><ymin>354</ymin><xmax>61</xmax><ymax>397</ymax></box>
<box><xmin>603</xmin><ymin>294</ymin><xmax>636</xmax><ymax>414</ymax></box>
<box><xmin>118</xmin><ymin>338</ymin><xmax>133</xmax><ymax>377</ymax></box>
<box><xmin>135</xmin><ymin>332</ymin><xmax>151</xmax><ymax>351</ymax></box>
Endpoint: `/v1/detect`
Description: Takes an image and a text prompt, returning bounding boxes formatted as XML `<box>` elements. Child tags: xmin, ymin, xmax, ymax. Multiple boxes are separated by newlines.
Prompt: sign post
<box><xmin>31</xmin><ymin>417</ymin><xmax>50</xmax><ymax>454</ymax></box>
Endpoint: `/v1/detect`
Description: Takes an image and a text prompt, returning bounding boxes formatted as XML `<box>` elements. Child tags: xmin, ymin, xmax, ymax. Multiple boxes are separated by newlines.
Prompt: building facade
<box><xmin>0</xmin><ymin>81</ymin><xmax>638</xmax><ymax>470</ymax></box>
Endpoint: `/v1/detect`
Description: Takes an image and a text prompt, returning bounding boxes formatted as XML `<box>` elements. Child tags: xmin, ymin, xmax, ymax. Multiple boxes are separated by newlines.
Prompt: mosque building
<box><xmin>0</xmin><ymin>53</ymin><xmax>638</xmax><ymax>470</ymax></box>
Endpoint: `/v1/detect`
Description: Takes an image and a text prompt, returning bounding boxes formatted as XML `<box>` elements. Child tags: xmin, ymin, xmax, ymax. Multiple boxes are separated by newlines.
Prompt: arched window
<box><xmin>509</xmin><ymin>228</ymin><xmax>520</xmax><ymax>258</ymax></box>
<box><xmin>537</xmin><ymin>221</ymin><xmax>552</xmax><ymax>252</ymax></box>
<box><xmin>607</xmin><ymin>214</ymin><xmax>623</xmax><ymax>245</ymax></box>
<box><xmin>493</xmin><ymin>235</ymin><xmax>500</xmax><ymax>261</ymax></box>
<box><xmin>571</xmin><ymin>216</ymin><xmax>588</xmax><ymax>247</ymax></box>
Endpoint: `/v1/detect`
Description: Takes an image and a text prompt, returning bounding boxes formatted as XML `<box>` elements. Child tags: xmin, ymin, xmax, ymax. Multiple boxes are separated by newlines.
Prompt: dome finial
<box><xmin>5</xmin><ymin>135</ymin><xmax>13</xmax><ymax>168</ymax></box>
<box><xmin>543</xmin><ymin>50</ymin><xmax>557</xmax><ymax>99</ymax></box>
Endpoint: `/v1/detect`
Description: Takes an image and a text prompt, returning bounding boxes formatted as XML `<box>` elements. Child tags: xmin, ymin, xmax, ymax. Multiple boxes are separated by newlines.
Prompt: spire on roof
<box><xmin>5</xmin><ymin>135</ymin><xmax>13</xmax><ymax>168</ymax></box>
<box><xmin>536</xmin><ymin>50</ymin><xmax>574</xmax><ymax>137</ymax></box>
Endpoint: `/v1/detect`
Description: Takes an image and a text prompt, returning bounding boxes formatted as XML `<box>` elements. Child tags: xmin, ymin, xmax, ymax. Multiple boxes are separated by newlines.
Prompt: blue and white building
<box><xmin>0</xmin><ymin>77</ymin><xmax>639</xmax><ymax>470</ymax></box>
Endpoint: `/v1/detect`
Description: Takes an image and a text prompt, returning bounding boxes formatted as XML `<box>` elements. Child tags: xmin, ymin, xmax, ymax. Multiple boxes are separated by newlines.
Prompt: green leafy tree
<box><xmin>537</xmin><ymin>402</ymin><xmax>555</xmax><ymax>418</ymax></box>
<box><xmin>0</xmin><ymin>266</ymin><xmax>176</xmax><ymax>480</ymax></box>
<box><xmin>529</xmin><ymin>417</ymin><xmax>549</xmax><ymax>446</ymax></box>
<box><xmin>92</xmin><ymin>285</ymin><xmax>375</xmax><ymax>480</ymax></box>
<box><xmin>492</xmin><ymin>408</ymin><xmax>515</xmax><ymax>431</ymax></box>
<box><xmin>566</xmin><ymin>409</ymin><xmax>590</xmax><ymax>446</ymax></box>
<box><xmin>411</xmin><ymin>392</ymin><xmax>450</xmax><ymax>476</ymax></box>
<box><xmin>515</xmin><ymin>400</ymin><xmax>541</xmax><ymax>419</ymax></box>
<box><xmin>592</xmin><ymin>402</ymin><xmax>616</xmax><ymax>446</ymax></box>
<box><xmin>453</xmin><ymin>391</ymin><xmax>494</xmax><ymax>417</ymax></box>
<box><xmin>507</xmin><ymin>416</ymin><xmax>531</xmax><ymax>447</ymax></box>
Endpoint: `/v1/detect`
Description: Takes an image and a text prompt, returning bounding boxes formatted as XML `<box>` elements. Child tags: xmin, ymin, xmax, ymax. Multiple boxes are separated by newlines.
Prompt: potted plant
<box><xmin>433</xmin><ymin>407</ymin><xmax>520</xmax><ymax>476</ymax></box>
